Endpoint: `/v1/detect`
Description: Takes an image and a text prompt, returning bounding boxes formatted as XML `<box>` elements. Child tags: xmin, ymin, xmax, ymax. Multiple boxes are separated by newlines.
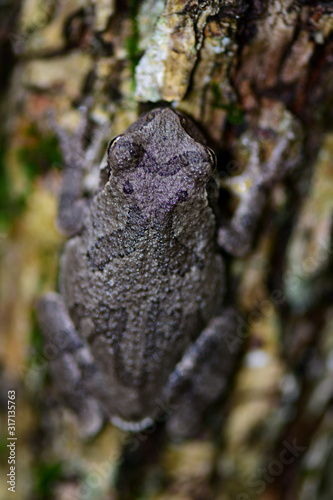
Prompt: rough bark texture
<box><xmin>1</xmin><ymin>1</ymin><xmax>333</xmax><ymax>499</ymax></box>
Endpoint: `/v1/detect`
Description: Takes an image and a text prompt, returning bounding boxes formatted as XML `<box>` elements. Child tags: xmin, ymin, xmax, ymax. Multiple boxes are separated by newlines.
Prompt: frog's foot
<box><xmin>36</xmin><ymin>292</ymin><xmax>106</xmax><ymax>437</ymax></box>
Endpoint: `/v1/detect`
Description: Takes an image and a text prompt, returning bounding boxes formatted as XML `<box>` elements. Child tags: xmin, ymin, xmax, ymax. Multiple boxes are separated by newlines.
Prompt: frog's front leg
<box><xmin>161</xmin><ymin>308</ymin><xmax>242</xmax><ymax>438</ymax></box>
<box><xmin>51</xmin><ymin>106</ymin><xmax>107</xmax><ymax>236</ymax></box>
<box><xmin>36</xmin><ymin>292</ymin><xmax>106</xmax><ymax>436</ymax></box>
<box><xmin>51</xmin><ymin>107</ymin><xmax>91</xmax><ymax>236</ymax></box>
<box><xmin>218</xmin><ymin>110</ymin><xmax>302</xmax><ymax>257</ymax></box>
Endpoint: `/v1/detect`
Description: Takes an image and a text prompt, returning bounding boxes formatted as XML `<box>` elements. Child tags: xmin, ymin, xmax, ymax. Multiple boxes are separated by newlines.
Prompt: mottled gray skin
<box><xmin>37</xmin><ymin>107</ymin><xmax>299</xmax><ymax>437</ymax></box>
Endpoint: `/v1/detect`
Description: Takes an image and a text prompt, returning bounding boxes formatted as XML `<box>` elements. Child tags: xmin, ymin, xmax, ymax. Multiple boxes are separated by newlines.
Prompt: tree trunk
<box><xmin>1</xmin><ymin>1</ymin><xmax>333</xmax><ymax>499</ymax></box>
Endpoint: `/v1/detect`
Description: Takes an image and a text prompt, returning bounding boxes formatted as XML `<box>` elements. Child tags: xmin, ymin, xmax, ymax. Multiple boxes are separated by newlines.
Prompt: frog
<box><xmin>37</xmin><ymin>106</ymin><xmax>301</xmax><ymax>438</ymax></box>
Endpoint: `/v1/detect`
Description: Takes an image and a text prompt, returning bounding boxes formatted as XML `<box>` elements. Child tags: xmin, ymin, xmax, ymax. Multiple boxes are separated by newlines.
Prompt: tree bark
<box><xmin>1</xmin><ymin>1</ymin><xmax>333</xmax><ymax>499</ymax></box>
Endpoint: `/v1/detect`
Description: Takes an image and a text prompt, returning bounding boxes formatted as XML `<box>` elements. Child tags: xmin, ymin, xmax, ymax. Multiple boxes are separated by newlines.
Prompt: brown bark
<box><xmin>1</xmin><ymin>1</ymin><xmax>333</xmax><ymax>499</ymax></box>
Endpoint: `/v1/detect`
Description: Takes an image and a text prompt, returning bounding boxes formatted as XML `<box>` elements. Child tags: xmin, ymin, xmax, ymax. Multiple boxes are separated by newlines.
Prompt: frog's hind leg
<box><xmin>36</xmin><ymin>292</ymin><xmax>106</xmax><ymax>436</ymax></box>
<box><xmin>161</xmin><ymin>308</ymin><xmax>243</xmax><ymax>439</ymax></box>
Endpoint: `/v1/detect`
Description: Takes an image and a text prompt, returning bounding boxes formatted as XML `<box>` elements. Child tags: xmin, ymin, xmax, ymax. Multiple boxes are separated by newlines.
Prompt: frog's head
<box><xmin>103</xmin><ymin>108</ymin><xmax>217</xmax><ymax>216</ymax></box>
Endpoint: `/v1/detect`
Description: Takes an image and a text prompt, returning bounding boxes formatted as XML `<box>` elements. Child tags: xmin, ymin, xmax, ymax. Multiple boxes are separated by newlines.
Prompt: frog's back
<box><xmin>59</xmin><ymin>108</ymin><xmax>225</xmax><ymax>427</ymax></box>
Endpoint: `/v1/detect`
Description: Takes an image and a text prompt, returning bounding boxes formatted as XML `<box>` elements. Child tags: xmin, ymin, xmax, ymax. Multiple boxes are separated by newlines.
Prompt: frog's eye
<box><xmin>107</xmin><ymin>135</ymin><xmax>122</xmax><ymax>156</ymax></box>
<box><xmin>206</xmin><ymin>147</ymin><xmax>217</xmax><ymax>168</ymax></box>
<box><xmin>145</xmin><ymin>109</ymin><xmax>159</xmax><ymax>123</ymax></box>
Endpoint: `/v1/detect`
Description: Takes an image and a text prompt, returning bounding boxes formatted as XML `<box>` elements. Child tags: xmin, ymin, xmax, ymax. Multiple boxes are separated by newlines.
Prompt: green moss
<box><xmin>211</xmin><ymin>82</ymin><xmax>244</xmax><ymax>124</ymax></box>
<box><xmin>211</xmin><ymin>81</ymin><xmax>223</xmax><ymax>106</ymax></box>
<box><xmin>33</xmin><ymin>461</ymin><xmax>64</xmax><ymax>500</ymax></box>
<box><xmin>0</xmin><ymin>125</ymin><xmax>62</xmax><ymax>235</ymax></box>
<box><xmin>30</xmin><ymin>314</ymin><xmax>44</xmax><ymax>353</ymax></box>
<box><xmin>0</xmin><ymin>138</ymin><xmax>29</xmax><ymax>234</ymax></box>
<box><xmin>126</xmin><ymin>0</ymin><xmax>141</xmax><ymax>80</ymax></box>
<box><xmin>226</xmin><ymin>104</ymin><xmax>244</xmax><ymax>125</ymax></box>
<box><xmin>0</xmin><ymin>141</ymin><xmax>14</xmax><ymax>233</ymax></box>
<box><xmin>17</xmin><ymin>124</ymin><xmax>62</xmax><ymax>180</ymax></box>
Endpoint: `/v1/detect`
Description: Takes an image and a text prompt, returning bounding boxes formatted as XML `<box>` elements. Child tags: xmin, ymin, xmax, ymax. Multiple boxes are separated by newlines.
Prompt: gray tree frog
<box><xmin>37</xmin><ymin>107</ymin><xmax>300</xmax><ymax>437</ymax></box>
